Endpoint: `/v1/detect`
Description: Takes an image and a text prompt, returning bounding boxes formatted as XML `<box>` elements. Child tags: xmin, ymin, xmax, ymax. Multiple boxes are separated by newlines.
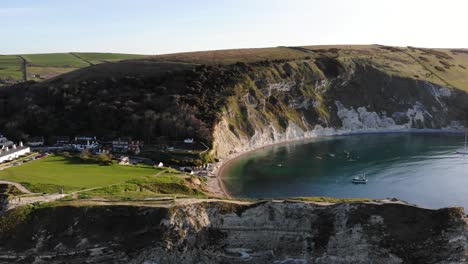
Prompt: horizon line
<box><xmin>2</xmin><ymin>43</ymin><xmax>468</xmax><ymax>56</ymax></box>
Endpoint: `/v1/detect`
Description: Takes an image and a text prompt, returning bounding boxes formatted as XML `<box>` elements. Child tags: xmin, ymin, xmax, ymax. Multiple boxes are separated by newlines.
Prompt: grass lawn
<box><xmin>0</xmin><ymin>155</ymin><xmax>161</xmax><ymax>193</ymax></box>
<box><xmin>79</xmin><ymin>174</ymin><xmax>205</xmax><ymax>200</ymax></box>
<box><xmin>0</xmin><ymin>155</ymin><xmax>206</xmax><ymax>199</ymax></box>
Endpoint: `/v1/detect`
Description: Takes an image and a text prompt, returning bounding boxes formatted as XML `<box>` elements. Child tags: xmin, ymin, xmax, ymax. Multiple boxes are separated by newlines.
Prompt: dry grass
<box><xmin>298</xmin><ymin>45</ymin><xmax>468</xmax><ymax>91</ymax></box>
<box><xmin>149</xmin><ymin>47</ymin><xmax>306</xmax><ymax>65</ymax></box>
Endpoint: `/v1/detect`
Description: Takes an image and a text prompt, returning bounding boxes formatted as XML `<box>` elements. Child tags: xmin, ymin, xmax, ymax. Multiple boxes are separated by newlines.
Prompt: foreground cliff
<box><xmin>0</xmin><ymin>200</ymin><xmax>466</xmax><ymax>263</ymax></box>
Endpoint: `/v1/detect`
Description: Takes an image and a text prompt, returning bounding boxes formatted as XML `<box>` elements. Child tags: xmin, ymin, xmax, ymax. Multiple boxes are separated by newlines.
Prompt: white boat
<box><xmin>352</xmin><ymin>174</ymin><xmax>368</xmax><ymax>184</ymax></box>
<box><xmin>456</xmin><ymin>132</ymin><xmax>468</xmax><ymax>155</ymax></box>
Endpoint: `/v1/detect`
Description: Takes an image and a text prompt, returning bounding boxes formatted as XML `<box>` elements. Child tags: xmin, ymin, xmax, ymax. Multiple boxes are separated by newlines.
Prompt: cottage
<box><xmin>54</xmin><ymin>136</ymin><xmax>70</xmax><ymax>146</ymax></box>
<box><xmin>205</xmin><ymin>163</ymin><xmax>215</xmax><ymax>170</ymax></box>
<box><xmin>76</xmin><ymin>136</ymin><xmax>97</xmax><ymax>141</ymax></box>
<box><xmin>70</xmin><ymin>136</ymin><xmax>99</xmax><ymax>151</ymax></box>
<box><xmin>128</xmin><ymin>140</ymin><xmax>143</xmax><ymax>154</ymax></box>
<box><xmin>112</xmin><ymin>138</ymin><xmax>143</xmax><ymax>154</ymax></box>
<box><xmin>0</xmin><ymin>135</ymin><xmax>13</xmax><ymax>149</ymax></box>
<box><xmin>29</xmin><ymin>74</ymin><xmax>41</xmax><ymax>79</ymax></box>
<box><xmin>0</xmin><ymin>141</ymin><xmax>30</xmax><ymax>163</ymax></box>
<box><xmin>112</xmin><ymin>139</ymin><xmax>129</xmax><ymax>153</ymax></box>
<box><xmin>184</xmin><ymin>138</ymin><xmax>194</xmax><ymax>144</ymax></box>
<box><xmin>96</xmin><ymin>148</ymin><xmax>110</xmax><ymax>155</ymax></box>
<box><xmin>27</xmin><ymin>137</ymin><xmax>44</xmax><ymax>147</ymax></box>
<box><xmin>119</xmin><ymin>156</ymin><xmax>130</xmax><ymax>165</ymax></box>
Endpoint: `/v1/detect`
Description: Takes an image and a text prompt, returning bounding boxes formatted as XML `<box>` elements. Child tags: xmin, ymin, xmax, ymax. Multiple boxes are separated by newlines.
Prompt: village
<box><xmin>0</xmin><ymin>133</ymin><xmax>215</xmax><ymax>177</ymax></box>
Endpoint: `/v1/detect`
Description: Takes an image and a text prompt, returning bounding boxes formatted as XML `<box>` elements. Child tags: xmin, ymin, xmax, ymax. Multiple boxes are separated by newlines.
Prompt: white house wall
<box><xmin>0</xmin><ymin>147</ymin><xmax>31</xmax><ymax>163</ymax></box>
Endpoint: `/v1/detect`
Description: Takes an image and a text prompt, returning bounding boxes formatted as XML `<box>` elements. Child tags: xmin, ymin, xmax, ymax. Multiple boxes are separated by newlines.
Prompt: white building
<box><xmin>0</xmin><ymin>142</ymin><xmax>30</xmax><ymax>163</ymax></box>
<box><xmin>119</xmin><ymin>156</ymin><xmax>130</xmax><ymax>165</ymax></box>
<box><xmin>27</xmin><ymin>137</ymin><xmax>44</xmax><ymax>147</ymax></box>
<box><xmin>70</xmin><ymin>136</ymin><xmax>99</xmax><ymax>151</ymax></box>
<box><xmin>184</xmin><ymin>138</ymin><xmax>194</xmax><ymax>144</ymax></box>
<box><xmin>0</xmin><ymin>135</ymin><xmax>13</xmax><ymax>149</ymax></box>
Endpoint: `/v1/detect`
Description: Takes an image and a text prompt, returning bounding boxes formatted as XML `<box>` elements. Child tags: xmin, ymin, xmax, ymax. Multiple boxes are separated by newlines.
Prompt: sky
<box><xmin>2</xmin><ymin>0</ymin><xmax>468</xmax><ymax>55</ymax></box>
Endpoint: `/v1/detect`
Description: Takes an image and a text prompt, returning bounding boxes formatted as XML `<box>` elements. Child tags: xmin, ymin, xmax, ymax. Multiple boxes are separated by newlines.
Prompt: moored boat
<box><xmin>352</xmin><ymin>175</ymin><xmax>368</xmax><ymax>184</ymax></box>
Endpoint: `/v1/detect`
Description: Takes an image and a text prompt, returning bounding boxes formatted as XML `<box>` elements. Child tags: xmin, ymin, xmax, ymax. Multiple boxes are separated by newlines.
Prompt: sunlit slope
<box><xmin>148</xmin><ymin>47</ymin><xmax>307</xmax><ymax>65</ymax></box>
<box><xmin>299</xmin><ymin>45</ymin><xmax>468</xmax><ymax>91</ymax></box>
<box><xmin>150</xmin><ymin>44</ymin><xmax>468</xmax><ymax>91</ymax></box>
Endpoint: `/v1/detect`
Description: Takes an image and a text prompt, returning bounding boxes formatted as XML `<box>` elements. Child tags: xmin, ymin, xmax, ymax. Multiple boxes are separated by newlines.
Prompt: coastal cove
<box><xmin>220</xmin><ymin>132</ymin><xmax>468</xmax><ymax>209</ymax></box>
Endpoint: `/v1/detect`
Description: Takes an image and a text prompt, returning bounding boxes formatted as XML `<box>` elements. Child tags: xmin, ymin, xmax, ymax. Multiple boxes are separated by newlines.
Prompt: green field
<box><xmin>0</xmin><ymin>52</ymin><xmax>148</xmax><ymax>82</ymax></box>
<box><xmin>22</xmin><ymin>53</ymin><xmax>91</xmax><ymax>68</ymax></box>
<box><xmin>74</xmin><ymin>52</ymin><xmax>146</xmax><ymax>64</ymax></box>
<box><xmin>0</xmin><ymin>55</ymin><xmax>23</xmax><ymax>80</ymax></box>
<box><xmin>0</xmin><ymin>155</ymin><xmax>203</xmax><ymax>198</ymax></box>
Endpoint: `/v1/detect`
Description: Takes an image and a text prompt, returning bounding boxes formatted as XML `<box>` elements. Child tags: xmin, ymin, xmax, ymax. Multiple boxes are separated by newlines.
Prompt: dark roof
<box><xmin>0</xmin><ymin>140</ymin><xmax>13</xmax><ymax>148</ymax></box>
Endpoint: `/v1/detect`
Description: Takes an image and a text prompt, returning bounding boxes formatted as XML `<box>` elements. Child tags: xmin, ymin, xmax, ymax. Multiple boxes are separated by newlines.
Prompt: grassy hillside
<box><xmin>149</xmin><ymin>47</ymin><xmax>307</xmax><ymax>65</ymax></box>
<box><xmin>299</xmin><ymin>45</ymin><xmax>468</xmax><ymax>91</ymax></box>
<box><xmin>1</xmin><ymin>44</ymin><xmax>468</xmax><ymax>155</ymax></box>
<box><xmin>3</xmin><ymin>45</ymin><xmax>468</xmax><ymax>89</ymax></box>
<box><xmin>0</xmin><ymin>52</ymin><xmax>148</xmax><ymax>83</ymax></box>
<box><xmin>149</xmin><ymin>45</ymin><xmax>468</xmax><ymax>91</ymax></box>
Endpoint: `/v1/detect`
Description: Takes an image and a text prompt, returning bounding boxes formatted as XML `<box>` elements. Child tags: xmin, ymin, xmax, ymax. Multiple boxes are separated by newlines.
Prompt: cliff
<box><xmin>0</xmin><ymin>200</ymin><xmax>466</xmax><ymax>263</ymax></box>
<box><xmin>1</xmin><ymin>45</ymin><xmax>468</xmax><ymax>161</ymax></box>
<box><xmin>1</xmin><ymin>46</ymin><xmax>468</xmax><ymax>263</ymax></box>
<box><xmin>211</xmin><ymin>49</ymin><xmax>468</xmax><ymax>158</ymax></box>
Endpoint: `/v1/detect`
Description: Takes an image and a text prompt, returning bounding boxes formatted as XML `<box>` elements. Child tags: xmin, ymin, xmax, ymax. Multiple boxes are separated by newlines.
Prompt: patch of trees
<box><xmin>0</xmin><ymin>63</ymin><xmax>249</xmax><ymax>145</ymax></box>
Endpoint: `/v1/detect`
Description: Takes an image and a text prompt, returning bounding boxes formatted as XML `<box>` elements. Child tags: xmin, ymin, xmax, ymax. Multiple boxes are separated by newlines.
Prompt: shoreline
<box><xmin>210</xmin><ymin>128</ymin><xmax>467</xmax><ymax>198</ymax></box>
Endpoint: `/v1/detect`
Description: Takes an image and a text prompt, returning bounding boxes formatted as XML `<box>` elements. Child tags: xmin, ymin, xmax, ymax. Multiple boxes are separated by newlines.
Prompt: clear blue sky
<box><xmin>2</xmin><ymin>0</ymin><xmax>468</xmax><ymax>55</ymax></box>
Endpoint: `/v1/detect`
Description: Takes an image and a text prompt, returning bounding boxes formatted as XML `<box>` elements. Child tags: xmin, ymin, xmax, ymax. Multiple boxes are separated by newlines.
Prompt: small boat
<box><xmin>456</xmin><ymin>132</ymin><xmax>468</xmax><ymax>155</ymax></box>
<box><xmin>277</xmin><ymin>163</ymin><xmax>283</xmax><ymax>167</ymax></box>
<box><xmin>352</xmin><ymin>174</ymin><xmax>368</xmax><ymax>184</ymax></box>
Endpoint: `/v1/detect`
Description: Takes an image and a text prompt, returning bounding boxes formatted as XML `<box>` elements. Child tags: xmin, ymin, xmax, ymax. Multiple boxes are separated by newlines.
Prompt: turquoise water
<box><xmin>222</xmin><ymin>133</ymin><xmax>468</xmax><ymax>209</ymax></box>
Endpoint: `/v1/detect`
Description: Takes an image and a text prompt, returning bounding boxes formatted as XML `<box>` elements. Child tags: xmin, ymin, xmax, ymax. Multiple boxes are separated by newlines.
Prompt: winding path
<box><xmin>0</xmin><ymin>180</ymin><xmax>33</xmax><ymax>194</ymax></box>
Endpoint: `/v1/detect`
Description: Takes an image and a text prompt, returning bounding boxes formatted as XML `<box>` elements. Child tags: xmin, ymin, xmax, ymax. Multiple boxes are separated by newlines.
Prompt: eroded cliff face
<box><xmin>212</xmin><ymin>59</ymin><xmax>468</xmax><ymax>159</ymax></box>
<box><xmin>0</xmin><ymin>201</ymin><xmax>466</xmax><ymax>264</ymax></box>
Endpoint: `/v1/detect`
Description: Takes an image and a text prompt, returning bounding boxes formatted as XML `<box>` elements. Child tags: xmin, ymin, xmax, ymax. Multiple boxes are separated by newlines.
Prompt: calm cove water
<box><xmin>222</xmin><ymin>133</ymin><xmax>468</xmax><ymax>209</ymax></box>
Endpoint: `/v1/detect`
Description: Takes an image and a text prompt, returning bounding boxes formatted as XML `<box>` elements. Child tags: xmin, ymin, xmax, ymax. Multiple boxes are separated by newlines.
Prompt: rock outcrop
<box><xmin>0</xmin><ymin>201</ymin><xmax>466</xmax><ymax>263</ymax></box>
